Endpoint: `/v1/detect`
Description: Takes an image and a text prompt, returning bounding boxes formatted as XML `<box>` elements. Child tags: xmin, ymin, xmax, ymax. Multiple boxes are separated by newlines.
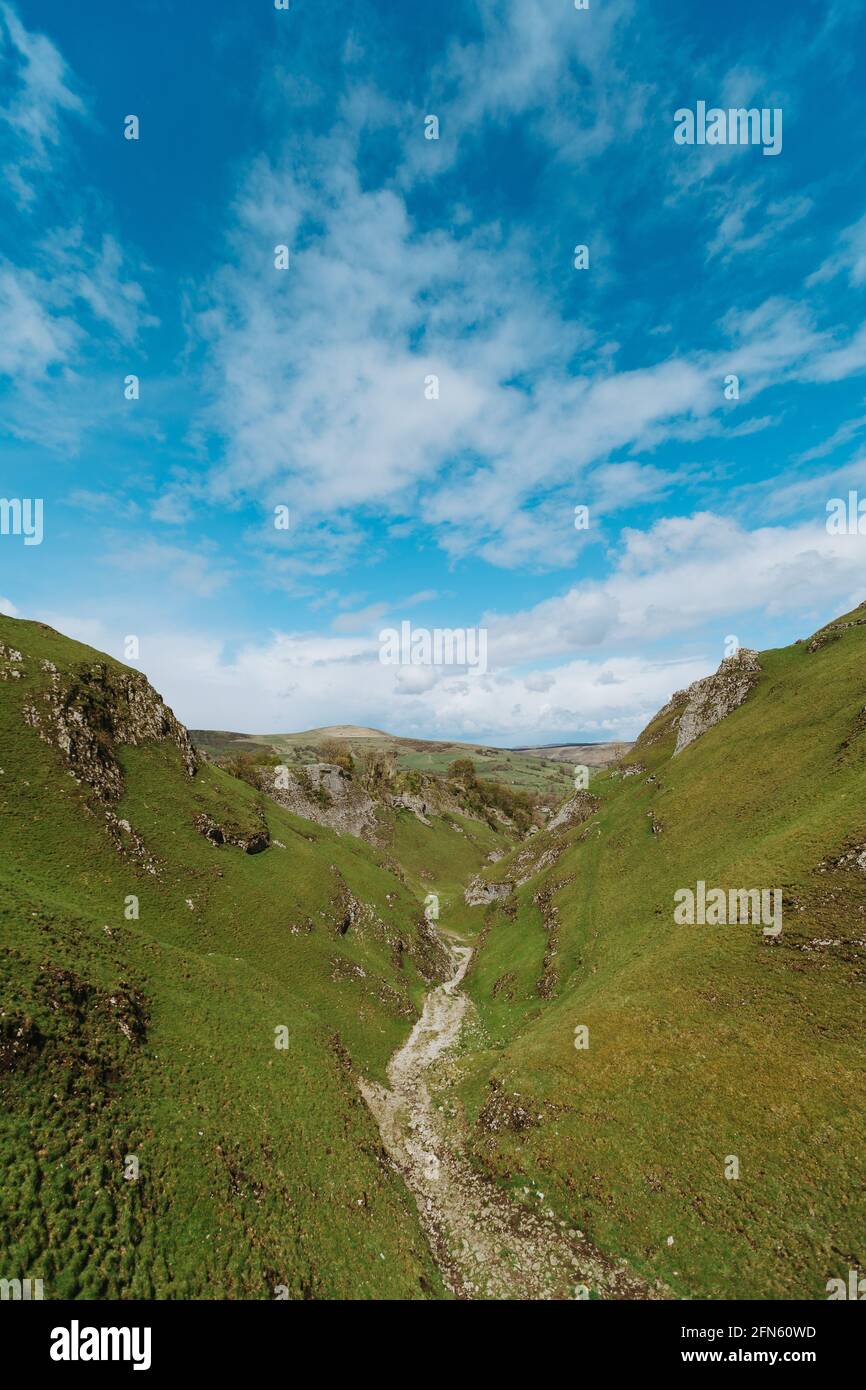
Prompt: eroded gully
<box><xmin>360</xmin><ymin>929</ymin><xmax>666</xmax><ymax>1300</ymax></box>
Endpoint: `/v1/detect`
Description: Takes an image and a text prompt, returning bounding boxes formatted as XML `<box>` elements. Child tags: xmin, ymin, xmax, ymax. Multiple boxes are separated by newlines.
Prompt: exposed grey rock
<box><xmin>824</xmin><ymin>843</ymin><xmax>866</xmax><ymax>873</ymax></box>
<box><xmin>464</xmin><ymin>876</ymin><xmax>513</xmax><ymax>906</ymax></box>
<box><xmin>193</xmin><ymin>811</ymin><xmax>269</xmax><ymax>854</ymax></box>
<box><xmin>0</xmin><ymin>643</ymin><xmax>24</xmax><ymax>679</ymax></box>
<box><xmin>390</xmin><ymin>790</ymin><xmax>432</xmax><ymax>825</ymax></box>
<box><xmin>806</xmin><ymin>611</ymin><xmax>866</xmax><ymax>652</ymax></box>
<box><xmin>22</xmin><ymin>660</ymin><xmax>197</xmax><ymax>801</ymax></box>
<box><xmin>264</xmin><ymin>763</ymin><xmax>380</xmax><ymax>840</ymax></box>
<box><xmin>514</xmin><ymin>843</ymin><xmax>563</xmax><ymax>885</ymax></box>
<box><xmin>306</xmin><ymin>762</ymin><xmax>348</xmax><ymax>796</ymax></box>
<box><xmin>672</xmin><ymin>648</ymin><xmax>762</xmax><ymax>755</ymax></box>
<box><xmin>104</xmin><ymin>809</ymin><xmax>161</xmax><ymax>874</ymax></box>
<box><xmin>545</xmin><ymin>790</ymin><xmax>600</xmax><ymax>833</ymax></box>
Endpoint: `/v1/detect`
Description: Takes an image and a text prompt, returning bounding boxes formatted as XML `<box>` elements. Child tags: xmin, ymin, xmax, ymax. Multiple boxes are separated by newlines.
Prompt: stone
<box><xmin>672</xmin><ymin>648</ymin><xmax>762</xmax><ymax>755</ymax></box>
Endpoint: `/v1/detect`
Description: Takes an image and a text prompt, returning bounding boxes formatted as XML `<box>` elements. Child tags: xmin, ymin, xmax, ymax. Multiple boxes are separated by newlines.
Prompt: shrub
<box><xmin>319</xmin><ymin>739</ymin><xmax>355</xmax><ymax>774</ymax></box>
<box><xmin>223</xmin><ymin>750</ymin><xmax>281</xmax><ymax>787</ymax></box>
<box><xmin>362</xmin><ymin>748</ymin><xmax>396</xmax><ymax>790</ymax></box>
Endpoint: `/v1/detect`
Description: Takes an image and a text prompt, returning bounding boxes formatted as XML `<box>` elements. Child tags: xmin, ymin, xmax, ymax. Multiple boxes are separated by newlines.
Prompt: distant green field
<box><xmin>191</xmin><ymin>727</ymin><xmax>578</xmax><ymax>800</ymax></box>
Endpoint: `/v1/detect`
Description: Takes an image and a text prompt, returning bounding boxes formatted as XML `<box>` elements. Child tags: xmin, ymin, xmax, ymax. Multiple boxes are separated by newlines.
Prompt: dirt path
<box><xmin>360</xmin><ymin>933</ymin><xmax>665</xmax><ymax>1300</ymax></box>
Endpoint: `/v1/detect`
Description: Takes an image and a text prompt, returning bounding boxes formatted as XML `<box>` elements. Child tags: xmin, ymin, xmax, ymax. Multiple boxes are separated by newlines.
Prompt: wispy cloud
<box><xmin>0</xmin><ymin>2</ymin><xmax>86</xmax><ymax>206</ymax></box>
<box><xmin>4</xmin><ymin>0</ymin><xmax>866</xmax><ymax>741</ymax></box>
<box><xmin>104</xmin><ymin>539</ymin><xmax>232</xmax><ymax>600</ymax></box>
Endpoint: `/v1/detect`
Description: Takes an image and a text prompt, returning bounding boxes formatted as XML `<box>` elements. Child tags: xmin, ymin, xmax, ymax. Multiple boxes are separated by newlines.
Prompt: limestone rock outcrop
<box><xmin>264</xmin><ymin>762</ymin><xmax>380</xmax><ymax>840</ymax></box>
<box><xmin>545</xmin><ymin>789</ymin><xmax>600</xmax><ymax>833</ymax></box>
<box><xmin>464</xmin><ymin>876</ymin><xmax>513</xmax><ymax>906</ymax></box>
<box><xmin>23</xmin><ymin>660</ymin><xmax>197</xmax><ymax>801</ymax></box>
<box><xmin>672</xmin><ymin>648</ymin><xmax>762</xmax><ymax>755</ymax></box>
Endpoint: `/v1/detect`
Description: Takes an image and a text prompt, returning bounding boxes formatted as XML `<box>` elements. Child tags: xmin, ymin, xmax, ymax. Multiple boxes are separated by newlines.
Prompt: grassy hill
<box><xmin>4</xmin><ymin>604</ymin><xmax>864</xmax><ymax>1301</ymax></box>
<box><xmin>0</xmin><ymin>616</ymin><xmax>496</xmax><ymax>1300</ymax></box>
<box><xmin>510</xmin><ymin>739</ymin><xmax>633</xmax><ymax>767</ymax></box>
<box><xmin>190</xmin><ymin>725</ymin><xmax>580</xmax><ymax>800</ymax></box>
<box><xmin>442</xmin><ymin>605</ymin><xmax>866</xmax><ymax>1299</ymax></box>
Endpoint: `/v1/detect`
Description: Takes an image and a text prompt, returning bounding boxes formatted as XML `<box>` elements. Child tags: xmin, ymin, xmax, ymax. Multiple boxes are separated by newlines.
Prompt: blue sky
<box><xmin>2</xmin><ymin>0</ymin><xmax>866</xmax><ymax>743</ymax></box>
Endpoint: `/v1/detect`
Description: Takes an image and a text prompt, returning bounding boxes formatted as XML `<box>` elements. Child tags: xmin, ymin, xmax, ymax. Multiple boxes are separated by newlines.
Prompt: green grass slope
<box><xmin>0</xmin><ymin>616</ymin><xmax>454</xmax><ymax>1300</ymax></box>
<box><xmin>454</xmin><ymin>608</ymin><xmax>866</xmax><ymax>1300</ymax></box>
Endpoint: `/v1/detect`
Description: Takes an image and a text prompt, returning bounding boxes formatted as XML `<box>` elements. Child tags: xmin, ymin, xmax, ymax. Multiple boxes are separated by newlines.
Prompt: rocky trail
<box><xmin>360</xmin><ymin>923</ymin><xmax>666</xmax><ymax>1301</ymax></box>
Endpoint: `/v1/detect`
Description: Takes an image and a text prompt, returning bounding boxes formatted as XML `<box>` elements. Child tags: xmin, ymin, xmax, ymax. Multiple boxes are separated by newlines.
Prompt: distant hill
<box><xmin>286</xmin><ymin>724</ymin><xmax>393</xmax><ymax>739</ymax></box>
<box><xmin>511</xmin><ymin>739</ymin><xmax>633</xmax><ymax>766</ymax></box>
<box><xmin>190</xmin><ymin>726</ymin><xmax>627</xmax><ymax>799</ymax></box>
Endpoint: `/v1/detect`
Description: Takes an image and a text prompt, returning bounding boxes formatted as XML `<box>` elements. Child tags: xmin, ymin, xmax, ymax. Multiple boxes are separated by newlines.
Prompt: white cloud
<box><xmin>0</xmin><ymin>16</ymin><xmax>155</xmax><ymax>449</ymax></box>
<box><xmin>795</xmin><ymin>413</ymin><xmax>866</xmax><ymax>465</ymax></box>
<box><xmin>0</xmin><ymin>233</ymin><xmax>157</xmax><ymax>448</ymax></box>
<box><xmin>483</xmin><ymin>513</ymin><xmax>866</xmax><ymax>667</ymax></box>
<box><xmin>30</xmin><ymin>614</ymin><xmax>698</xmax><ymax>743</ymax></box>
<box><xmin>194</xmin><ymin>138</ymin><xmax>589</xmax><ymax>549</ymax></box>
<box><xmin>64</xmin><ymin>233</ymin><xmax>157</xmax><ymax>345</ymax></box>
<box><xmin>25</xmin><ymin>498</ymin><xmax>865</xmax><ymax>743</ymax></box>
<box><xmin>801</xmin><ymin>323</ymin><xmax>866</xmax><ymax>385</ymax></box>
<box><xmin>150</xmin><ymin>491</ymin><xmax>194</xmax><ymax>526</ymax></box>
<box><xmin>587</xmin><ymin>460</ymin><xmax>679</xmax><ymax>514</ymax></box>
<box><xmin>807</xmin><ymin>210</ymin><xmax>866</xmax><ymax>289</ymax></box>
<box><xmin>707</xmin><ymin>186</ymin><xmax>811</xmax><ymax>261</ymax></box>
<box><xmin>331</xmin><ymin>603</ymin><xmax>389</xmax><ymax>634</ymax></box>
<box><xmin>0</xmin><ymin>2</ymin><xmax>86</xmax><ymax>205</ymax></box>
<box><xmin>0</xmin><ymin>261</ymin><xmax>78</xmax><ymax>376</ymax></box>
<box><xmin>103</xmin><ymin>539</ymin><xmax>232</xmax><ymax>600</ymax></box>
<box><xmin>0</xmin><ymin>235</ymin><xmax>155</xmax><ymax>385</ymax></box>
<box><xmin>399</xmin><ymin>0</ymin><xmax>644</xmax><ymax>184</ymax></box>
<box><xmin>756</xmin><ymin>455</ymin><xmax>866</xmax><ymax>520</ymax></box>
<box><xmin>35</xmin><ymin>508</ymin><xmax>866</xmax><ymax>743</ymax></box>
<box><xmin>196</xmin><ymin>114</ymin><xmax>866</xmax><ymax>572</ymax></box>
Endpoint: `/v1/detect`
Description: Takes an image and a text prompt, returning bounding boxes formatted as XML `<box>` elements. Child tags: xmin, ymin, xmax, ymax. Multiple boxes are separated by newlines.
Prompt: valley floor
<box><xmin>360</xmin><ymin>915</ymin><xmax>665</xmax><ymax>1301</ymax></box>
